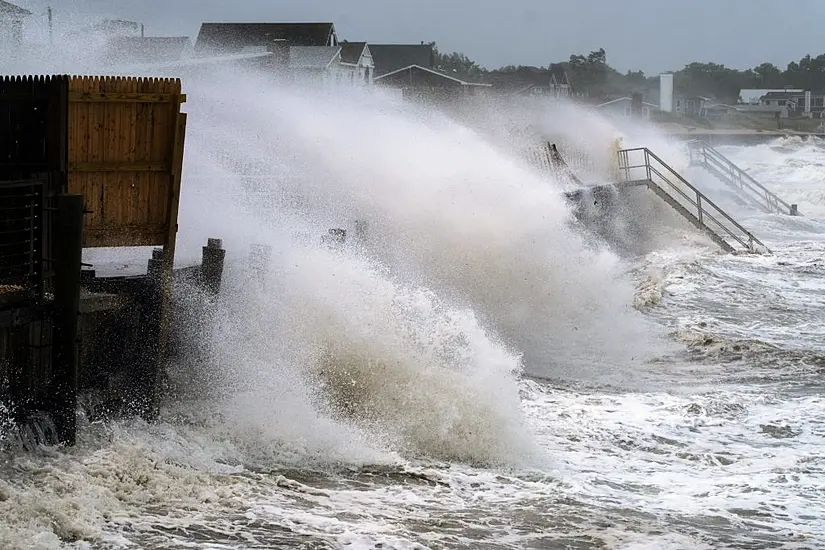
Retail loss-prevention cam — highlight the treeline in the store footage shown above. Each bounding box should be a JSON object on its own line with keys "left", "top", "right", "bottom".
{"left": 431, "top": 44, "right": 825, "bottom": 102}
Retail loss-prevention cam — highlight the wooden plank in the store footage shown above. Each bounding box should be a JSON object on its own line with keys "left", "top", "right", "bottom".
{"left": 69, "top": 162, "right": 170, "bottom": 172}
{"left": 69, "top": 92, "right": 187, "bottom": 103}
{"left": 66, "top": 76, "right": 185, "bottom": 249}
{"left": 164, "top": 110, "right": 186, "bottom": 262}
{"left": 83, "top": 225, "right": 166, "bottom": 248}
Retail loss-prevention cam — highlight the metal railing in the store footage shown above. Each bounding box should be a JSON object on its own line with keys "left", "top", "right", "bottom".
{"left": 686, "top": 140, "right": 799, "bottom": 216}
{"left": 617, "top": 148, "right": 770, "bottom": 254}
{"left": 525, "top": 142, "right": 595, "bottom": 186}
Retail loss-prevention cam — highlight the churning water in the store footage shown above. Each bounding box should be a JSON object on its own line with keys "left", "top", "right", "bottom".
{"left": 1, "top": 60, "right": 825, "bottom": 549}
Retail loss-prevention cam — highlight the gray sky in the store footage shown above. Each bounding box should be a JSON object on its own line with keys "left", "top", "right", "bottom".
{"left": 20, "top": 0, "right": 825, "bottom": 74}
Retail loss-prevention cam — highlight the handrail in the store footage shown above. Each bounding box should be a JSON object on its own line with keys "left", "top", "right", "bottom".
{"left": 618, "top": 147, "right": 769, "bottom": 253}
{"left": 686, "top": 140, "right": 797, "bottom": 215}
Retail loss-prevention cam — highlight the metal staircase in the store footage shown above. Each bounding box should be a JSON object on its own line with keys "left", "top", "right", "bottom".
{"left": 687, "top": 140, "right": 799, "bottom": 216}
{"left": 617, "top": 148, "right": 770, "bottom": 254}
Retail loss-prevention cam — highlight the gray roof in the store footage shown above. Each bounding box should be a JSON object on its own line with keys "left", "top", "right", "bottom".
{"left": 340, "top": 41, "right": 368, "bottom": 65}
{"left": 287, "top": 46, "right": 341, "bottom": 69}
{"left": 104, "top": 36, "right": 191, "bottom": 63}
{"left": 0, "top": 0, "right": 31, "bottom": 17}
{"left": 369, "top": 44, "right": 434, "bottom": 76}
{"left": 195, "top": 22, "right": 336, "bottom": 55}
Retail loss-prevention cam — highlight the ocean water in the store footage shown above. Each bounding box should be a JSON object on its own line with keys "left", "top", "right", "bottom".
{"left": 1, "top": 68, "right": 825, "bottom": 549}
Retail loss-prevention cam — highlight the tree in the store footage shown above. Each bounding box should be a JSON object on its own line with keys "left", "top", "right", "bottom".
{"left": 431, "top": 43, "right": 487, "bottom": 80}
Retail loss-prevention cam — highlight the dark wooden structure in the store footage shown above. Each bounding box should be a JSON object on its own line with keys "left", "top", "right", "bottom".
{"left": 0, "top": 75, "right": 199, "bottom": 447}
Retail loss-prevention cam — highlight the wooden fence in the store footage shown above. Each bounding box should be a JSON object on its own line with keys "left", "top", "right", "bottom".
{"left": 67, "top": 76, "right": 187, "bottom": 261}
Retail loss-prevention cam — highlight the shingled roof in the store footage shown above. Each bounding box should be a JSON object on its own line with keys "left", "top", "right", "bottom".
{"left": 340, "top": 41, "right": 368, "bottom": 65}
{"left": 369, "top": 44, "right": 434, "bottom": 77}
{"left": 288, "top": 46, "right": 341, "bottom": 69}
{"left": 194, "top": 22, "right": 337, "bottom": 55}
{"left": 0, "top": 0, "right": 31, "bottom": 17}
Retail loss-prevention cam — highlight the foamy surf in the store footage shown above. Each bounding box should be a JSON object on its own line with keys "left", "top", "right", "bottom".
{"left": 1, "top": 49, "right": 825, "bottom": 550}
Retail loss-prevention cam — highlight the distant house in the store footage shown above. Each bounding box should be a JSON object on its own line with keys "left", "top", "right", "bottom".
{"left": 369, "top": 43, "right": 490, "bottom": 99}
{"left": 597, "top": 96, "right": 658, "bottom": 119}
{"left": 0, "top": 0, "right": 30, "bottom": 46}
{"left": 194, "top": 22, "right": 338, "bottom": 56}
{"left": 340, "top": 41, "right": 374, "bottom": 85}
{"left": 103, "top": 36, "right": 191, "bottom": 65}
{"left": 759, "top": 90, "right": 825, "bottom": 118}
{"left": 673, "top": 95, "right": 711, "bottom": 117}
{"left": 288, "top": 45, "right": 357, "bottom": 86}
{"left": 738, "top": 88, "right": 802, "bottom": 105}
{"left": 374, "top": 64, "right": 491, "bottom": 98}
{"left": 486, "top": 65, "right": 572, "bottom": 98}
{"left": 369, "top": 43, "right": 435, "bottom": 77}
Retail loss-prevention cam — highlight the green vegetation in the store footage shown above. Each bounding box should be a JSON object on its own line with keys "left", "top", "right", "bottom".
{"left": 430, "top": 45, "right": 825, "bottom": 102}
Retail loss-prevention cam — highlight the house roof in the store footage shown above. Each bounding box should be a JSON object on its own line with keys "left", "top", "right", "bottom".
{"left": 549, "top": 63, "right": 570, "bottom": 86}
{"left": 0, "top": 0, "right": 31, "bottom": 17}
{"left": 340, "top": 41, "right": 368, "bottom": 65}
{"left": 288, "top": 46, "right": 341, "bottom": 69}
{"left": 739, "top": 88, "right": 802, "bottom": 104}
{"left": 369, "top": 44, "right": 434, "bottom": 76}
{"left": 485, "top": 66, "right": 571, "bottom": 92}
{"left": 195, "top": 22, "right": 337, "bottom": 55}
{"left": 104, "top": 36, "right": 191, "bottom": 63}
{"left": 375, "top": 64, "right": 492, "bottom": 87}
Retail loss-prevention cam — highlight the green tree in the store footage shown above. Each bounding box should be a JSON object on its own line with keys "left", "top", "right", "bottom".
{"left": 431, "top": 43, "right": 487, "bottom": 80}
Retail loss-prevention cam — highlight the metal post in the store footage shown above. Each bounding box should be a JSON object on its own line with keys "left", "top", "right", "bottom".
{"left": 645, "top": 150, "right": 652, "bottom": 183}
{"left": 696, "top": 193, "right": 703, "bottom": 224}
{"left": 201, "top": 238, "right": 226, "bottom": 296}
{"left": 50, "top": 194, "right": 84, "bottom": 446}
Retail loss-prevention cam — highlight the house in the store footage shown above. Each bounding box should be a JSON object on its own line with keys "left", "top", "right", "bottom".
{"left": 597, "top": 96, "right": 658, "bottom": 119}
{"left": 0, "top": 0, "right": 31, "bottom": 47}
{"left": 738, "top": 88, "right": 802, "bottom": 105}
{"left": 194, "top": 22, "right": 337, "bottom": 56}
{"left": 102, "top": 36, "right": 191, "bottom": 65}
{"left": 549, "top": 64, "right": 572, "bottom": 98}
{"left": 288, "top": 45, "right": 356, "bottom": 86}
{"left": 673, "top": 95, "right": 711, "bottom": 117}
{"left": 340, "top": 41, "right": 374, "bottom": 85}
{"left": 369, "top": 43, "right": 491, "bottom": 99}
{"left": 374, "top": 64, "right": 491, "bottom": 99}
{"left": 369, "top": 43, "right": 435, "bottom": 77}
{"left": 759, "top": 90, "right": 825, "bottom": 118}
{"left": 485, "top": 65, "right": 572, "bottom": 98}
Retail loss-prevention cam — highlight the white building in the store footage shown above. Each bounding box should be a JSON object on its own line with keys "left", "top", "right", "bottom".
{"left": 597, "top": 96, "right": 658, "bottom": 119}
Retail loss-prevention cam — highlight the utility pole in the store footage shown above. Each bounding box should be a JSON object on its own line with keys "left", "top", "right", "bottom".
{"left": 47, "top": 6, "right": 53, "bottom": 44}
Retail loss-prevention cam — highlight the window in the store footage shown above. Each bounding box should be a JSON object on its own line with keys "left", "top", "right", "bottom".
{"left": 779, "top": 100, "right": 786, "bottom": 106}
{"left": 625, "top": 106, "right": 631, "bottom": 116}
{"left": 642, "top": 107, "right": 649, "bottom": 117}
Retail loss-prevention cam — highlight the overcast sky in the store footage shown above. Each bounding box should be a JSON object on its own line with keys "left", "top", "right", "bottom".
{"left": 18, "top": 0, "right": 825, "bottom": 74}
